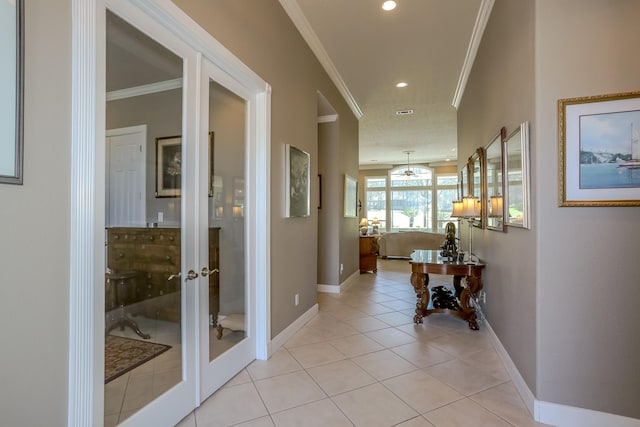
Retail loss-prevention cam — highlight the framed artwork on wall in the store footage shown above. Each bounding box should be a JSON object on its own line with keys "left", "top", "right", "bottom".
{"left": 285, "top": 144, "right": 310, "bottom": 217}
{"left": 0, "top": 0, "right": 24, "bottom": 185}
{"left": 559, "top": 91, "right": 640, "bottom": 207}
{"left": 155, "top": 132, "right": 214, "bottom": 198}
{"left": 344, "top": 174, "right": 357, "bottom": 218}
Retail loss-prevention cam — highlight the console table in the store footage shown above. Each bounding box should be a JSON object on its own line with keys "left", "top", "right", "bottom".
{"left": 409, "top": 250, "right": 485, "bottom": 330}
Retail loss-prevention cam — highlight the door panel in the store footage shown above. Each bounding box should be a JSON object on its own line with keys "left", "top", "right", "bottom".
{"left": 104, "top": 7, "right": 194, "bottom": 426}
{"left": 199, "top": 66, "right": 255, "bottom": 399}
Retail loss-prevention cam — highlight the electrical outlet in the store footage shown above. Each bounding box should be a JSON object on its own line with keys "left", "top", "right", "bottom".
{"left": 479, "top": 290, "right": 486, "bottom": 304}
{"left": 157, "top": 211, "right": 164, "bottom": 222}
{"left": 294, "top": 293, "right": 299, "bottom": 306}
{"left": 340, "top": 263, "right": 344, "bottom": 275}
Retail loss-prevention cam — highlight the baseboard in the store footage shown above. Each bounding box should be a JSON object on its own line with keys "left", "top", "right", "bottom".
{"left": 485, "top": 321, "right": 640, "bottom": 427}
{"left": 268, "top": 303, "right": 318, "bottom": 356}
{"left": 535, "top": 401, "right": 640, "bottom": 427}
{"left": 484, "top": 321, "right": 536, "bottom": 417}
{"left": 317, "top": 269, "right": 360, "bottom": 294}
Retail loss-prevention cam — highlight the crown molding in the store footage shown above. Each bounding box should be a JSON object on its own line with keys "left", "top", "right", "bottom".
{"left": 452, "top": 0, "right": 495, "bottom": 109}
{"left": 279, "top": 0, "right": 363, "bottom": 120}
{"left": 106, "top": 77, "right": 183, "bottom": 101}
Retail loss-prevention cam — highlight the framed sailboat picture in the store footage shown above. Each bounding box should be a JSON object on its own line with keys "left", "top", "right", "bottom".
{"left": 558, "top": 91, "right": 640, "bottom": 206}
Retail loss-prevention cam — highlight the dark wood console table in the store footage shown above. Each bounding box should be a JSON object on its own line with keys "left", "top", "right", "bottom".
{"left": 410, "top": 250, "right": 485, "bottom": 330}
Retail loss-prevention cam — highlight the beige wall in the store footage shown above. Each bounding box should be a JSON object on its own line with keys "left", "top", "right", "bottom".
{"left": 535, "top": 0, "right": 640, "bottom": 418}
{"left": 460, "top": 0, "right": 640, "bottom": 419}
{"left": 172, "top": 0, "right": 360, "bottom": 336}
{"left": 0, "top": 1, "right": 72, "bottom": 425}
{"left": 457, "top": 0, "right": 538, "bottom": 392}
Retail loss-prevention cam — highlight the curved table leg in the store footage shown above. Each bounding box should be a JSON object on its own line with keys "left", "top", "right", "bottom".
{"left": 459, "top": 274, "right": 482, "bottom": 330}
{"left": 410, "top": 272, "right": 429, "bottom": 324}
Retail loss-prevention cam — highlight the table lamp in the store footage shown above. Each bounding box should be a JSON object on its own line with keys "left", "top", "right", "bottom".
{"left": 371, "top": 217, "right": 380, "bottom": 234}
{"left": 459, "top": 196, "right": 481, "bottom": 264}
{"left": 359, "top": 218, "right": 369, "bottom": 235}
{"left": 489, "top": 195, "right": 503, "bottom": 217}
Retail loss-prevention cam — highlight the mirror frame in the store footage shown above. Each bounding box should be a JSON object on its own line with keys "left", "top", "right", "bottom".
{"left": 485, "top": 127, "right": 507, "bottom": 231}
{"left": 0, "top": 0, "right": 24, "bottom": 185}
{"left": 467, "top": 147, "right": 486, "bottom": 229}
{"left": 504, "top": 122, "right": 531, "bottom": 228}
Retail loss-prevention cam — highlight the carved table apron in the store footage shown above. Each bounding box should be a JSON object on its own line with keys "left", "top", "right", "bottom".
{"left": 410, "top": 250, "right": 485, "bottom": 330}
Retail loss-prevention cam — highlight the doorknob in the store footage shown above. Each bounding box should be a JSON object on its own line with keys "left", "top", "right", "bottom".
{"left": 201, "top": 267, "right": 219, "bottom": 277}
{"left": 185, "top": 270, "right": 199, "bottom": 281}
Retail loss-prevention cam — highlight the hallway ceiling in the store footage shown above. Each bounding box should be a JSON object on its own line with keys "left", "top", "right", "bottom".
{"left": 281, "top": 0, "right": 488, "bottom": 168}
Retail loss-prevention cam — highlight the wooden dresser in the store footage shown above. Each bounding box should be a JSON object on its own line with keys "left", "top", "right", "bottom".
{"left": 359, "top": 236, "right": 378, "bottom": 273}
{"left": 106, "top": 227, "right": 219, "bottom": 322}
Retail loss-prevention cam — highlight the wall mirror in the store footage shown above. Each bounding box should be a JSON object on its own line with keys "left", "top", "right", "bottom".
{"left": 485, "top": 127, "right": 506, "bottom": 231}
{"left": 504, "top": 122, "right": 531, "bottom": 228}
{"left": 0, "top": 0, "right": 24, "bottom": 184}
{"left": 460, "top": 166, "right": 468, "bottom": 198}
{"left": 467, "top": 147, "right": 486, "bottom": 228}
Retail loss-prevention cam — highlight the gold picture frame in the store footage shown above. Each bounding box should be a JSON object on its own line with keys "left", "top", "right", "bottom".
{"left": 559, "top": 91, "right": 640, "bottom": 207}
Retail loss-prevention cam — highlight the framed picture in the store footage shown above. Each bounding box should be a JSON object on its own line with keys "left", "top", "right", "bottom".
{"left": 559, "top": 91, "right": 640, "bottom": 206}
{"left": 505, "top": 122, "right": 531, "bottom": 228}
{"left": 0, "top": 0, "right": 24, "bottom": 185}
{"left": 344, "top": 174, "right": 357, "bottom": 218}
{"left": 285, "top": 144, "right": 310, "bottom": 217}
{"left": 467, "top": 147, "right": 485, "bottom": 228}
{"left": 155, "top": 132, "right": 214, "bottom": 198}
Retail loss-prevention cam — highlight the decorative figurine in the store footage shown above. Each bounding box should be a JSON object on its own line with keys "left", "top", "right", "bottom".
{"left": 440, "top": 221, "right": 458, "bottom": 262}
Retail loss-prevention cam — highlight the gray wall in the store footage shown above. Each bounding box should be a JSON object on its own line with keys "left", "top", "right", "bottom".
{"left": 0, "top": 1, "right": 71, "bottom": 425}
{"left": 172, "top": 0, "right": 360, "bottom": 336}
{"left": 459, "top": 0, "right": 640, "bottom": 419}
{"left": 535, "top": 0, "right": 640, "bottom": 418}
{"left": 317, "top": 120, "right": 341, "bottom": 286}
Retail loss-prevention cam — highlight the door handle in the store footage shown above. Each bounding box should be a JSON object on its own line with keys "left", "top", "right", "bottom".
{"left": 185, "top": 270, "right": 199, "bottom": 281}
{"left": 201, "top": 267, "right": 219, "bottom": 277}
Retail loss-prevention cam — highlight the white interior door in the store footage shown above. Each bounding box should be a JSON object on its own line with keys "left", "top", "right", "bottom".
{"left": 106, "top": 125, "right": 146, "bottom": 227}
{"left": 197, "top": 60, "right": 256, "bottom": 399}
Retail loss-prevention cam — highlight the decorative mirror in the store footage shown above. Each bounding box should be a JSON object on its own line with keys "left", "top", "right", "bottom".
{"left": 460, "top": 166, "right": 468, "bottom": 198}
{"left": 0, "top": 0, "right": 24, "bottom": 184}
{"left": 504, "top": 122, "right": 531, "bottom": 228}
{"left": 485, "top": 127, "right": 507, "bottom": 231}
{"left": 467, "top": 147, "right": 486, "bottom": 228}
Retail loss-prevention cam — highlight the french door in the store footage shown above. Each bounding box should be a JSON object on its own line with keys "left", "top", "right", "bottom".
{"left": 100, "top": 1, "right": 266, "bottom": 425}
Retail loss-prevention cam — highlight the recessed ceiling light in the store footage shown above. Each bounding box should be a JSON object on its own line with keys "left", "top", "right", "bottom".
{"left": 396, "top": 82, "right": 408, "bottom": 88}
{"left": 382, "top": 1, "right": 397, "bottom": 11}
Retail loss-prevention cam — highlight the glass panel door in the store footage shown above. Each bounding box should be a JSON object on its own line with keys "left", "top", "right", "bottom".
{"left": 199, "top": 65, "right": 255, "bottom": 398}
{"left": 104, "top": 8, "right": 194, "bottom": 426}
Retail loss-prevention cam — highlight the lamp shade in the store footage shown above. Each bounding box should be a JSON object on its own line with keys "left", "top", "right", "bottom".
{"left": 371, "top": 217, "right": 380, "bottom": 225}
{"left": 451, "top": 200, "right": 463, "bottom": 218}
{"left": 460, "top": 196, "right": 481, "bottom": 218}
{"left": 359, "top": 218, "right": 369, "bottom": 227}
{"left": 490, "top": 196, "right": 503, "bottom": 217}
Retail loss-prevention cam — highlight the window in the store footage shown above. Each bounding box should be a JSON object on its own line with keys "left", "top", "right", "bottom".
{"left": 363, "top": 168, "right": 458, "bottom": 233}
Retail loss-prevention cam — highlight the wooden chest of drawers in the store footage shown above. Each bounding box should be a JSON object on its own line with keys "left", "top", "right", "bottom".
{"left": 359, "top": 236, "right": 378, "bottom": 273}
{"left": 106, "top": 227, "right": 219, "bottom": 322}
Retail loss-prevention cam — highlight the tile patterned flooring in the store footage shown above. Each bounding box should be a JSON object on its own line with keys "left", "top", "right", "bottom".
{"left": 174, "top": 258, "right": 551, "bottom": 427}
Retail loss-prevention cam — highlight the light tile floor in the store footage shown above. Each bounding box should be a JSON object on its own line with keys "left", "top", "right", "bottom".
{"left": 176, "top": 258, "right": 552, "bottom": 427}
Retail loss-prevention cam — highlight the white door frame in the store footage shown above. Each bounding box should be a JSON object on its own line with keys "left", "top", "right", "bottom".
{"left": 69, "top": 0, "right": 271, "bottom": 425}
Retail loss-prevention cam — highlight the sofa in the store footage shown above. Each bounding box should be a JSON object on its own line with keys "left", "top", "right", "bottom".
{"left": 378, "top": 231, "right": 446, "bottom": 258}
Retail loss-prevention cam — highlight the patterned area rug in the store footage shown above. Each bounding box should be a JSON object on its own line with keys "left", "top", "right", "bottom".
{"left": 431, "top": 286, "right": 461, "bottom": 310}
{"left": 105, "top": 335, "right": 171, "bottom": 384}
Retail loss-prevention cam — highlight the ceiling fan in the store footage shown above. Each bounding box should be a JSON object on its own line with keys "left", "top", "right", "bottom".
{"left": 395, "top": 150, "right": 418, "bottom": 177}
